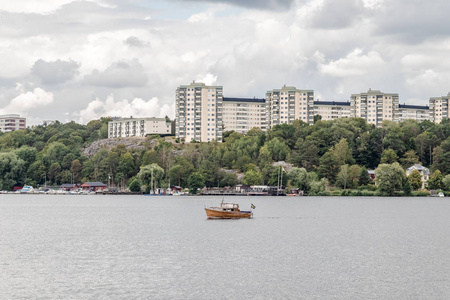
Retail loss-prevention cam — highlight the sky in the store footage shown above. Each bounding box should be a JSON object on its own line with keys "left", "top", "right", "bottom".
{"left": 1, "top": 0, "right": 450, "bottom": 125}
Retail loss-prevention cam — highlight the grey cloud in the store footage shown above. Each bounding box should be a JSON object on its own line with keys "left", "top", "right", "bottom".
{"left": 84, "top": 59, "right": 148, "bottom": 88}
{"left": 372, "top": 0, "right": 450, "bottom": 43}
{"left": 0, "top": 1, "right": 154, "bottom": 38}
{"left": 31, "top": 59, "right": 80, "bottom": 85}
{"left": 175, "top": 0, "right": 295, "bottom": 10}
{"left": 308, "top": 0, "right": 365, "bottom": 29}
{"left": 125, "top": 36, "right": 147, "bottom": 48}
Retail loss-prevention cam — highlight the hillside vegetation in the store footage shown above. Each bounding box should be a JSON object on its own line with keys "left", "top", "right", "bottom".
{"left": 1, "top": 117, "right": 450, "bottom": 195}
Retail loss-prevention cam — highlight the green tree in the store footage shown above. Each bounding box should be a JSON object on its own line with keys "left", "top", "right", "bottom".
{"left": 220, "top": 172, "right": 238, "bottom": 187}
{"left": 408, "top": 169, "right": 422, "bottom": 190}
{"left": 348, "top": 165, "right": 362, "bottom": 188}
{"left": 308, "top": 178, "right": 328, "bottom": 195}
{"left": 332, "top": 138, "right": 355, "bottom": 166}
{"left": 288, "top": 167, "right": 308, "bottom": 190}
{"left": 358, "top": 167, "right": 371, "bottom": 186}
{"left": 128, "top": 178, "right": 142, "bottom": 193}
{"left": 138, "top": 164, "right": 164, "bottom": 191}
{"left": 400, "top": 150, "right": 420, "bottom": 168}
{"left": 442, "top": 174, "right": 450, "bottom": 191}
{"left": 48, "top": 162, "right": 61, "bottom": 184}
{"left": 380, "top": 149, "right": 399, "bottom": 164}
{"left": 317, "top": 150, "right": 339, "bottom": 182}
{"left": 374, "top": 162, "right": 406, "bottom": 196}
{"left": 403, "top": 180, "right": 412, "bottom": 196}
{"left": 187, "top": 172, "right": 205, "bottom": 194}
{"left": 428, "top": 170, "right": 444, "bottom": 190}
{"left": 118, "top": 152, "right": 135, "bottom": 178}
{"left": 168, "top": 158, "right": 194, "bottom": 187}
{"left": 243, "top": 169, "right": 264, "bottom": 186}
{"left": 336, "top": 165, "right": 351, "bottom": 189}
{"left": 265, "top": 137, "right": 290, "bottom": 161}
{"left": 0, "top": 152, "right": 26, "bottom": 190}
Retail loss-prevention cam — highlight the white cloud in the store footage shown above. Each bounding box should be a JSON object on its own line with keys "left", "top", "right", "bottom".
{"left": 197, "top": 73, "right": 218, "bottom": 86}
{"left": 74, "top": 95, "right": 175, "bottom": 124}
{"left": 318, "top": 49, "right": 385, "bottom": 77}
{"left": 2, "top": 0, "right": 450, "bottom": 125}
{"left": 0, "top": 88, "right": 54, "bottom": 115}
{"left": 362, "top": 0, "right": 384, "bottom": 9}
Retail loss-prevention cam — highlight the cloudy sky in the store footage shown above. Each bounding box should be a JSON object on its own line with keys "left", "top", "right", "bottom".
{"left": 1, "top": 0, "right": 450, "bottom": 125}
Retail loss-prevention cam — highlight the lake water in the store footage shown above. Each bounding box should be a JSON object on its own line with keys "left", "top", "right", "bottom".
{"left": 1, "top": 195, "right": 450, "bottom": 299}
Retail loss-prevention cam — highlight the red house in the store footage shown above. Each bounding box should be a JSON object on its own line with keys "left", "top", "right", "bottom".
{"left": 80, "top": 182, "right": 107, "bottom": 191}
{"left": 61, "top": 184, "right": 80, "bottom": 191}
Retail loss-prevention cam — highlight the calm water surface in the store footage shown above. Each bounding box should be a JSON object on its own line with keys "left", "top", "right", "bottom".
{"left": 1, "top": 195, "right": 450, "bottom": 299}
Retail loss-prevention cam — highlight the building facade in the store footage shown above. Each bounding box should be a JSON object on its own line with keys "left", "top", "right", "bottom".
{"left": 398, "top": 104, "right": 430, "bottom": 122}
{"left": 175, "top": 82, "right": 223, "bottom": 143}
{"left": 265, "top": 86, "right": 314, "bottom": 127}
{"left": 0, "top": 114, "right": 26, "bottom": 133}
{"left": 222, "top": 97, "right": 266, "bottom": 134}
{"left": 313, "top": 101, "right": 351, "bottom": 121}
{"left": 405, "top": 164, "right": 430, "bottom": 189}
{"left": 350, "top": 89, "right": 399, "bottom": 127}
{"left": 108, "top": 117, "right": 172, "bottom": 138}
{"left": 429, "top": 93, "right": 450, "bottom": 123}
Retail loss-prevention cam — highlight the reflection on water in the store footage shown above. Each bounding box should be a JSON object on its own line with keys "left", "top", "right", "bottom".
{"left": 1, "top": 195, "right": 450, "bottom": 299}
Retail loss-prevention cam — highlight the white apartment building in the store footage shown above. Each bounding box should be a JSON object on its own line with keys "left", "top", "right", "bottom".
{"left": 265, "top": 86, "right": 314, "bottom": 127}
{"left": 108, "top": 117, "right": 172, "bottom": 138}
{"left": 313, "top": 101, "right": 351, "bottom": 121}
{"left": 222, "top": 97, "right": 266, "bottom": 134}
{"left": 398, "top": 104, "right": 430, "bottom": 122}
{"left": 0, "top": 114, "right": 26, "bottom": 132}
{"left": 175, "top": 82, "right": 223, "bottom": 143}
{"left": 350, "top": 89, "right": 399, "bottom": 127}
{"left": 429, "top": 93, "right": 450, "bottom": 123}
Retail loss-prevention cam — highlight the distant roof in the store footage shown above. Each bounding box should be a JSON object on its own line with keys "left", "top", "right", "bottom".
{"left": 407, "top": 164, "right": 430, "bottom": 175}
{"left": 314, "top": 101, "right": 350, "bottom": 106}
{"left": 61, "top": 184, "right": 78, "bottom": 188}
{"left": 81, "top": 182, "right": 107, "bottom": 187}
{"left": 223, "top": 97, "right": 265, "bottom": 103}
{"left": 399, "top": 104, "right": 429, "bottom": 110}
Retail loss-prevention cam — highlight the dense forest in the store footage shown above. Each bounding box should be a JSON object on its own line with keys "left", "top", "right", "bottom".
{"left": 1, "top": 117, "right": 450, "bottom": 195}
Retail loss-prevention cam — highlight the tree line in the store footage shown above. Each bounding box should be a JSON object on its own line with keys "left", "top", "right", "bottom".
{"left": 1, "top": 117, "right": 450, "bottom": 195}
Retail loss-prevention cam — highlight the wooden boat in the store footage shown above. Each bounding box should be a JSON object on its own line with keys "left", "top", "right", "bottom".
{"left": 205, "top": 200, "right": 252, "bottom": 219}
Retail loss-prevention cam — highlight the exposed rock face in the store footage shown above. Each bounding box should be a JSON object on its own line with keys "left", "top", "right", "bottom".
{"left": 82, "top": 137, "right": 153, "bottom": 158}
{"left": 272, "top": 161, "right": 293, "bottom": 173}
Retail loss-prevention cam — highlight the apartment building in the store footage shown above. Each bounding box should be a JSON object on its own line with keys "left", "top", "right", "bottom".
{"left": 108, "top": 117, "right": 172, "bottom": 138}
{"left": 398, "top": 104, "right": 430, "bottom": 122}
{"left": 0, "top": 114, "right": 26, "bottom": 132}
{"left": 222, "top": 97, "right": 266, "bottom": 134}
{"left": 175, "top": 82, "right": 223, "bottom": 143}
{"left": 313, "top": 100, "right": 351, "bottom": 121}
{"left": 350, "top": 89, "right": 399, "bottom": 126}
{"left": 265, "top": 86, "right": 314, "bottom": 127}
{"left": 429, "top": 93, "right": 450, "bottom": 123}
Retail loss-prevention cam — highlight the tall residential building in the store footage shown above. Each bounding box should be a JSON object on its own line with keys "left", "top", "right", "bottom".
{"left": 108, "top": 117, "right": 172, "bottom": 138}
{"left": 350, "top": 89, "right": 399, "bottom": 126}
{"left": 222, "top": 97, "right": 266, "bottom": 134}
{"left": 313, "top": 100, "right": 351, "bottom": 121}
{"left": 0, "top": 114, "right": 26, "bottom": 132}
{"left": 398, "top": 104, "right": 430, "bottom": 122}
{"left": 429, "top": 93, "right": 450, "bottom": 123}
{"left": 175, "top": 82, "right": 223, "bottom": 143}
{"left": 265, "top": 86, "right": 314, "bottom": 127}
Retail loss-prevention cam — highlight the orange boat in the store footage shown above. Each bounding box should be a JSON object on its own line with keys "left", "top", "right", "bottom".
{"left": 205, "top": 200, "right": 253, "bottom": 219}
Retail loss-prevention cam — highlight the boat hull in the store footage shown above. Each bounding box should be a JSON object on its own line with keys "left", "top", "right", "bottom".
{"left": 205, "top": 208, "right": 252, "bottom": 219}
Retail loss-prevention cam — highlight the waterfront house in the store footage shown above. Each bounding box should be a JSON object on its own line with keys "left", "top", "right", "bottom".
{"left": 80, "top": 182, "right": 107, "bottom": 191}
{"left": 406, "top": 164, "right": 430, "bottom": 189}
{"left": 61, "top": 184, "right": 80, "bottom": 191}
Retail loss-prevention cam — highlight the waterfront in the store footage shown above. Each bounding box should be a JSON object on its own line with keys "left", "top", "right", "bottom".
{"left": 1, "top": 195, "right": 450, "bottom": 299}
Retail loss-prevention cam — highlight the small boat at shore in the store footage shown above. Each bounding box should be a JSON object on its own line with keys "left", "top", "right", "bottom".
{"left": 205, "top": 200, "right": 253, "bottom": 219}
